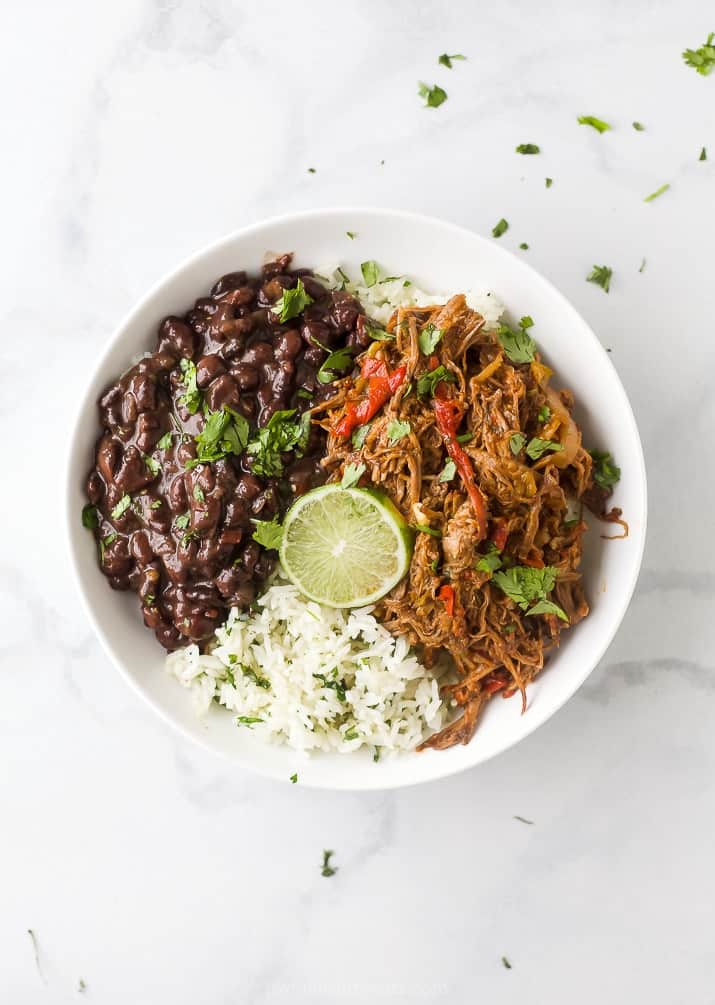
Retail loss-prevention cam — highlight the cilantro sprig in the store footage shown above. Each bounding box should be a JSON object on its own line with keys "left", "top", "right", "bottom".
{"left": 682, "top": 32, "right": 715, "bottom": 75}
{"left": 578, "top": 115, "right": 611, "bottom": 133}
{"left": 252, "top": 515, "right": 283, "bottom": 550}
{"left": 418, "top": 82, "right": 448, "bottom": 108}
{"left": 273, "top": 279, "right": 314, "bottom": 323}
{"left": 246, "top": 409, "right": 310, "bottom": 478}
{"left": 492, "top": 566, "right": 568, "bottom": 622}
{"left": 186, "top": 407, "right": 250, "bottom": 469}
{"left": 589, "top": 450, "right": 621, "bottom": 489}
{"left": 586, "top": 265, "right": 612, "bottom": 293}
{"left": 497, "top": 316, "right": 537, "bottom": 364}
{"left": 438, "top": 53, "right": 466, "bottom": 68}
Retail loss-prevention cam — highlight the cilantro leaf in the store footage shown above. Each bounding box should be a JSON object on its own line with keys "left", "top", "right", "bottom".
{"left": 187, "top": 407, "right": 250, "bottom": 468}
{"left": 639, "top": 258, "right": 647, "bottom": 273}
{"left": 273, "top": 278, "right": 314, "bottom": 323}
{"left": 578, "top": 115, "right": 611, "bottom": 133}
{"left": 438, "top": 53, "right": 466, "bottom": 68}
{"left": 527, "top": 598, "right": 569, "bottom": 622}
{"left": 418, "top": 323, "right": 444, "bottom": 355}
{"left": 509, "top": 433, "right": 526, "bottom": 455}
{"left": 346, "top": 231, "right": 357, "bottom": 239}
{"left": 360, "top": 260, "right": 380, "bottom": 287}
{"left": 365, "top": 321, "right": 394, "bottom": 342}
{"left": 682, "top": 32, "right": 715, "bottom": 75}
{"left": 476, "top": 543, "right": 503, "bottom": 574}
{"left": 644, "top": 183, "right": 670, "bottom": 203}
{"left": 252, "top": 516, "right": 283, "bottom": 550}
{"left": 700, "top": 146, "right": 708, "bottom": 161}
{"left": 246, "top": 409, "right": 310, "bottom": 478}
{"left": 537, "top": 405, "right": 551, "bottom": 423}
{"left": 497, "top": 323, "right": 536, "bottom": 364}
{"left": 111, "top": 494, "right": 131, "bottom": 520}
{"left": 143, "top": 454, "right": 161, "bottom": 477}
{"left": 351, "top": 423, "right": 371, "bottom": 449}
{"left": 178, "top": 358, "right": 201, "bottom": 414}
{"left": 387, "top": 419, "right": 411, "bottom": 444}
{"left": 321, "top": 849, "right": 337, "bottom": 877}
{"left": 545, "top": 177, "right": 553, "bottom": 188}
{"left": 520, "top": 315, "right": 534, "bottom": 330}
{"left": 341, "top": 462, "right": 366, "bottom": 489}
{"left": 193, "top": 485, "right": 205, "bottom": 503}
{"left": 157, "top": 431, "right": 173, "bottom": 450}
{"left": 418, "top": 81, "right": 448, "bottom": 108}
{"left": 82, "top": 504, "right": 99, "bottom": 529}
{"left": 235, "top": 715, "right": 264, "bottom": 727}
{"left": 492, "top": 218, "right": 509, "bottom": 238}
{"left": 290, "top": 773, "right": 298, "bottom": 783}
{"left": 586, "top": 265, "right": 612, "bottom": 293}
{"left": 525, "top": 437, "right": 563, "bottom": 460}
{"left": 519, "top": 242, "right": 529, "bottom": 250}
{"left": 174, "top": 512, "right": 190, "bottom": 530}
{"left": 416, "top": 365, "right": 455, "bottom": 398}
{"left": 438, "top": 458, "right": 456, "bottom": 483}
{"left": 317, "top": 347, "right": 355, "bottom": 384}
{"left": 516, "top": 143, "right": 540, "bottom": 154}
{"left": 632, "top": 121, "right": 645, "bottom": 131}
{"left": 492, "top": 566, "right": 565, "bottom": 620}
{"left": 589, "top": 449, "right": 621, "bottom": 489}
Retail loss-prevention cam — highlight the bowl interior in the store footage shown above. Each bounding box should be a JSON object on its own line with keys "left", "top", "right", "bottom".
{"left": 66, "top": 208, "right": 646, "bottom": 789}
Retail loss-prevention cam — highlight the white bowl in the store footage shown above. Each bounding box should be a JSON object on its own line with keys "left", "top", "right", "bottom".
{"left": 66, "top": 208, "right": 647, "bottom": 790}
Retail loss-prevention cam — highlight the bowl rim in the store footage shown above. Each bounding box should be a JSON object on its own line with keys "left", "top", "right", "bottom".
{"left": 65, "top": 205, "right": 648, "bottom": 790}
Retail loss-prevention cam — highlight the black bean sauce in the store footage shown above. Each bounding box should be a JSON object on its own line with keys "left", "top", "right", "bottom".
{"left": 85, "top": 255, "right": 369, "bottom": 651}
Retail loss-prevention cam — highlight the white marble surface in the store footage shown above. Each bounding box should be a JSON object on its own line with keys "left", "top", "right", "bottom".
{"left": 2, "top": 1, "right": 715, "bottom": 1001}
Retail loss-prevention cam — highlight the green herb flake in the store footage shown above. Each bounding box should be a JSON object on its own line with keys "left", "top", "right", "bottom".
{"left": 242, "top": 667, "right": 271, "bottom": 690}
{"left": 290, "top": 773, "right": 298, "bottom": 783}
{"left": 537, "top": 405, "right": 551, "bottom": 423}
{"left": 321, "top": 849, "right": 337, "bottom": 877}
{"left": 365, "top": 321, "right": 394, "bottom": 342}
{"left": 178, "top": 357, "right": 201, "bottom": 414}
{"left": 193, "top": 485, "right": 205, "bottom": 503}
{"left": 545, "top": 177, "right": 553, "bottom": 188}
{"left": 360, "top": 260, "right": 380, "bottom": 287}
{"left": 502, "top": 956, "right": 512, "bottom": 970}
{"left": 643, "top": 183, "right": 670, "bottom": 203}
{"left": 344, "top": 727, "right": 358, "bottom": 741}
{"left": 586, "top": 265, "right": 612, "bottom": 293}
{"left": 144, "top": 454, "right": 161, "bottom": 477}
{"left": 519, "top": 242, "right": 529, "bottom": 250}
{"left": 387, "top": 419, "right": 411, "bottom": 445}
{"left": 509, "top": 433, "right": 526, "bottom": 455}
{"left": 157, "top": 431, "right": 173, "bottom": 450}
{"left": 418, "top": 81, "right": 448, "bottom": 108}
{"left": 373, "top": 747, "right": 381, "bottom": 763}
{"left": 317, "top": 346, "right": 355, "bottom": 384}
{"left": 493, "top": 565, "right": 568, "bottom": 622}
{"left": 632, "top": 121, "right": 645, "bottom": 131}
{"left": 590, "top": 449, "right": 621, "bottom": 489}
{"left": 492, "top": 218, "right": 509, "bottom": 238}
{"left": 150, "top": 499, "right": 162, "bottom": 509}
{"left": 27, "top": 929, "right": 44, "bottom": 982}
{"left": 476, "top": 543, "right": 503, "bottom": 574}
{"left": 578, "top": 115, "right": 611, "bottom": 133}
{"left": 273, "top": 278, "right": 314, "bottom": 323}
{"left": 416, "top": 365, "right": 456, "bottom": 398}
{"left": 188, "top": 406, "right": 250, "bottom": 468}
{"left": 438, "top": 458, "right": 457, "bottom": 483}
{"left": 346, "top": 231, "right": 357, "bottom": 239}
{"left": 307, "top": 167, "right": 316, "bottom": 173}
{"left": 411, "top": 523, "right": 442, "bottom": 537}
{"left": 639, "top": 258, "right": 646, "bottom": 273}
{"left": 341, "top": 462, "right": 366, "bottom": 489}
{"left": 352, "top": 423, "right": 371, "bottom": 449}
{"left": 514, "top": 814, "right": 534, "bottom": 824}
{"left": 235, "top": 715, "right": 264, "bottom": 728}
{"left": 438, "top": 53, "right": 466, "bottom": 68}
{"left": 82, "top": 504, "right": 99, "bottom": 529}
{"left": 682, "top": 32, "right": 715, "bottom": 76}
{"left": 456, "top": 432, "right": 473, "bottom": 444}
{"left": 525, "top": 436, "right": 563, "bottom": 460}
{"left": 497, "top": 324, "right": 537, "bottom": 364}
{"left": 519, "top": 315, "right": 534, "bottom": 330}
{"left": 78, "top": 978, "right": 87, "bottom": 992}
{"left": 516, "top": 143, "right": 540, "bottom": 154}
{"left": 251, "top": 515, "right": 283, "bottom": 550}
{"left": 174, "top": 512, "right": 190, "bottom": 530}
{"left": 144, "top": 593, "right": 155, "bottom": 606}
{"left": 246, "top": 409, "right": 310, "bottom": 478}
{"left": 700, "top": 146, "right": 707, "bottom": 161}
{"left": 418, "top": 323, "right": 444, "bottom": 355}
{"left": 111, "top": 494, "right": 131, "bottom": 520}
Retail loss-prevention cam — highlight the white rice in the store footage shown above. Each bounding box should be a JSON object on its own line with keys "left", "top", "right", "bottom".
{"left": 166, "top": 577, "right": 446, "bottom": 754}
{"left": 166, "top": 265, "right": 504, "bottom": 754}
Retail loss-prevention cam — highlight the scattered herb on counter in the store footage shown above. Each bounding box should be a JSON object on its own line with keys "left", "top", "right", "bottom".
{"left": 360, "top": 260, "right": 380, "bottom": 286}
{"left": 700, "top": 146, "right": 708, "bottom": 161}
{"left": 290, "top": 773, "right": 298, "bottom": 783}
{"left": 639, "top": 258, "right": 647, "bottom": 273}
{"left": 111, "top": 494, "right": 132, "bottom": 520}
{"left": 682, "top": 32, "right": 715, "bottom": 75}
{"left": 632, "top": 121, "right": 645, "bottom": 131}
{"left": 476, "top": 543, "right": 503, "bottom": 574}
{"left": 418, "top": 323, "right": 444, "bottom": 354}
{"left": 577, "top": 115, "right": 611, "bottom": 133}
{"left": 513, "top": 815, "right": 534, "bottom": 825}
{"left": 493, "top": 565, "right": 568, "bottom": 622}
{"left": 78, "top": 978, "right": 87, "bottom": 992}
{"left": 321, "top": 849, "right": 338, "bottom": 877}
{"left": 519, "top": 242, "right": 529, "bottom": 250}
{"left": 307, "top": 167, "right": 316, "bottom": 173}
{"left": 586, "top": 264, "right": 612, "bottom": 293}
{"left": 526, "top": 436, "right": 563, "bottom": 460}
{"left": 317, "top": 346, "right": 355, "bottom": 384}
{"left": 351, "top": 423, "right": 371, "bottom": 449}
{"left": 387, "top": 419, "right": 411, "bottom": 444}
{"left": 82, "top": 504, "right": 99, "bottom": 529}
{"left": 502, "top": 956, "right": 513, "bottom": 969}
{"left": 346, "top": 231, "right": 357, "bottom": 239}
{"left": 418, "top": 81, "right": 448, "bottom": 108}
{"left": 246, "top": 409, "right": 310, "bottom": 477}
{"left": 27, "top": 929, "right": 45, "bottom": 983}
{"left": 589, "top": 449, "right": 621, "bottom": 488}
{"left": 492, "top": 217, "right": 509, "bottom": 238}
{"left": 509, "top": 433, "right": 526, "bottom": 455}
{"left": 545, "top": 177, "right": 553, "bottom": 188}
{"left": 497, "top": 317, "right": 537, "bottom": 364}
{"left": 438, "top": 53, "right": 466, "bottom": 68}
{"left": 644, "top": 182, "right": 670, "bottom": 202}
{"left": 178, "top": 358, "right": 201, "bottom": 414}
{"left": 273, "top": 278, "right": 314, "bottom": 322}
{"left": 342, "top": 462, "right": 366, "bottom": 489}
{"left": 416, "top": 364, "right": 456, "bottom": 397}
{"left": 252, "top": 515, "right": 283, "bottom": 550}
{"left": 157, "top": 431, "right": 173, "bottom": 450}
{"left": 516, "top": 143, "right": 540, "bottom": 154}
{"left": 439, "top": 458, "right": 457, "bottom": 483}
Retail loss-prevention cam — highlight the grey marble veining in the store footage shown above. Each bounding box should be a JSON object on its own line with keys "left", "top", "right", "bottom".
{"left": 2, "top": 0, "right": 715, "bottom": 1001}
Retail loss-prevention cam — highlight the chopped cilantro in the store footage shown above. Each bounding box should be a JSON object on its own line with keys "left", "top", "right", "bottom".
{"left": 360, "top": 260, "right": 380, "bottom": 286}
{"left": 418, "top": 81, "right": 448, "bottom": 108}
{"left": 589, "top": 449, "right": 621, "bottom": 489}
{"left": 456, "top": 432, "right": 473, "bottom": 444}
{"left": 492, "top": 218, "right": 509, "bottom": 238}
{"left": 416, "top": 365, "right": 455, "bottom": 398}
{"left": 346, "top": 231, "right": 357, "bottom": 239}
{"left": 526, "top": 436, "right": 563, "bottom": 460}
{"left": 438, "top": 53, "right": 466, "bottom": 68}
{"left": 307, "top": 167, "right": 316, "bottom": 173}
{"left": 193, "top": 485, "right": 205, "bottom": 503}
{"left": 317, "top": 346, "right": 355, "bottom": 384}
{"left": 387, "top": 419, "right": 411, "bottom": 444}
{"left": 178, "top": 357, "right": 201, "bottom": 414}
{"left": 438, "top": 458, "right": 457, "bottom": 483}
{"left": 509, "top": 433, "right": 526, "bottom": 455}
{"left": 144, "top": 454, "right": 161, "bottom": 477}
{"left": 497, "top": 318, "right": 537, "bottom": 364}
{"left": 252, "top": 515, "right": 283, "bottom": 550}
{"left": 341, "top": 462, "right": 366, "bottom": 489}
{"left": 682, "top": 32, "right": 715, "bottom": 75}
{"left": 418, "top": 323, "right": 444, "bottom": 355}
{"left": 639, "top": 258, "right": 646, "bottom": 273}
{"left": 577, "top": 115, "right": 611, "bottom": 133}
{"left": 373, "top": 748, "right": 381, "bottom": 763}
{"left": 643, "top": 183, "right": 670, "bottom": 202}
{"left": 111, "top": 494, "right": 131, "bottom": 520}
{"left": 246, "top": 409, "right": 310, "bottom": 477}
{"left": 321, "top": 849, "right": 337, "bottom": 877}
{"left": 82, "top": 504, "right": 99, "bottom": 529}
{"left": 411, "top": 523, "right": 442, "bottom": 537}
{"left": 290, "top": 773, "right": 298, "bottom": 783}
{"left": 700, "top": 146, "right": 707, "bottom": 161}
{"left": 519, "top": 242, "right": 529, "bottom": 250}
{"left": 344, "top": 727, "right": 359, "bottom": 741}
{"left": 537, "top": 405, "right": 551, "bottom": 423}
{"left": 632, "top": 121, "right": 645, "bottom": 131}
{"left": 174, "top": 512, "right": 190, "bottom": 530}
{"left": 586, "top": 265, "right": 612, "bottom": 293}
{"left": 502, "top": 956, "right": 512, "bottom": 969}
{"left": 150, "top": 499, "right": 162, "bottom": 509}
{"left": 157, "top": 431, "right": 173, "bottom": 450}
{"left": 365, "top": 321, "right": 394, "bottom": 342}
{"left": 476, "top": 543, "right": 503, "bottom": 574}
{"left": 186, "top": 407, "right": 250, "bottom": 468}
{"left": 493, "top": 565, "right": 568, "bottom": 621}
{"left": 235, "top": 716, "right": 264, "bottom": 727}
{"left": 515, "top": 143, "right": 540, "bottom": 154}
{"left": 545, "top": 177, "right": 553, "bottom": 188}
{"left": 273, "top": 278, "right": 313, "bottom": 323}
{"left": 352, "top": 423, "right": 371, "bottom": 449}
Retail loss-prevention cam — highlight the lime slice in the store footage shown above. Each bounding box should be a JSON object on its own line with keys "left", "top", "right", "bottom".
{"left": 279, "top": 485, "right": 413, "bottom": 607}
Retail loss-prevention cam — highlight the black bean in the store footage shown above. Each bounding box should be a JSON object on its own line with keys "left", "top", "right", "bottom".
{"left": 241, "top": 340, "right": 274, "bottom": 366}
{"left": 274, "top": 329, "right": 302, "bottom": 361}
{"left": 211, "top": 271, "right": 247, "bottom": 296}
{"left": 157, "top": 317, "right": 196, "bottom": 358}
{"left": 205, "top": 374, "right": 241, "bottom": 411}
{"left": 231, "top": 362, "right": 259, "bottom": 390}
{"left": 196, "top": 355, "right": 226, "bottom": 388}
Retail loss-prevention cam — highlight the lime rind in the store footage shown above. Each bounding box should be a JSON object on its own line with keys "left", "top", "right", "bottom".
{"left": 279, "top": 485, "right": 413, "bottom": 608}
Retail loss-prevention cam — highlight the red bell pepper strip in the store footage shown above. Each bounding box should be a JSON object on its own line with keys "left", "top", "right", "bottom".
{"left": 490, "top": 520, "right": 509, "bottom": 552}
{"left": 483, "top": 678, "right": 507, "bottom": 695}
{"left": 437, "top": 584, "right": 455, "bottom": 617}
{"left": 432, "top": 391, "right": 488, "bottom": 540}
{"left": 334, "top": 359, "right": 407, "bottom": 438}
